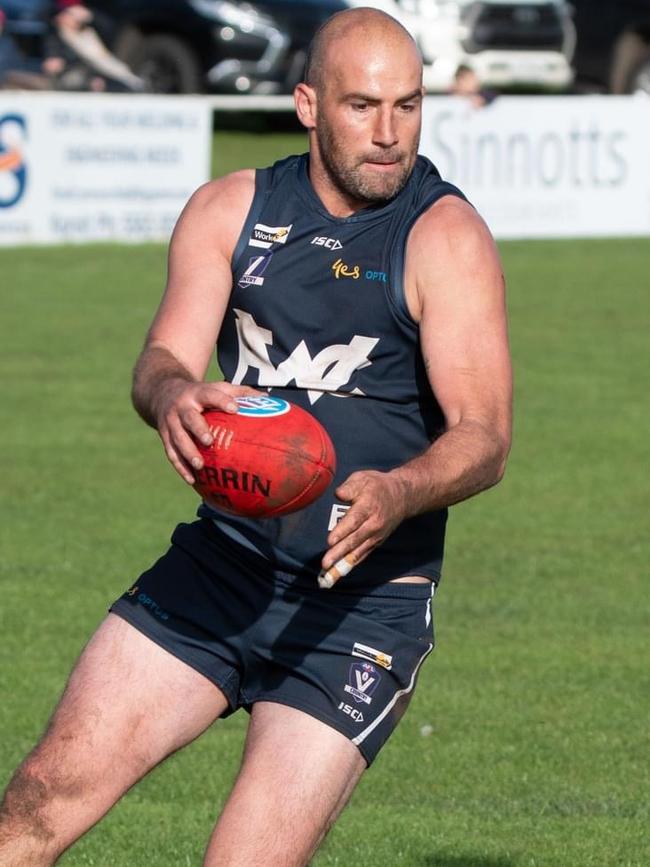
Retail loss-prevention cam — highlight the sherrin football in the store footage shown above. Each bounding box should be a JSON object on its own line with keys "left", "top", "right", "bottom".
{"left": 193, "top": 396, "right": 336, "bottom": 518}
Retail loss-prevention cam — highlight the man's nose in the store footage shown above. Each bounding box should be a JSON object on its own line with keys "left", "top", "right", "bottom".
{"left": 372, "top": 108, "right": 398, "bottom": 147}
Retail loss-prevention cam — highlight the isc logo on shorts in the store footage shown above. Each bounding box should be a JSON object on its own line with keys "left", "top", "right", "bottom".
{"left": 235, "top": 396, "right": 290, "bottom": 417}
{"left": 338, "top": 702, "right": 364, "bottom": 723}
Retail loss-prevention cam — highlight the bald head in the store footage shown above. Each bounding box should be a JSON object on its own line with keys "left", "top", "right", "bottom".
{"left": 304, "top": 7, "right": 421, "bottom": 92}
{"left": 295, "top": 6, "right": 424, "bottom": 213}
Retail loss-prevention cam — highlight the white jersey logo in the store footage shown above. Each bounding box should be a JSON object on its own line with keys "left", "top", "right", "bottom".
{"left": 249, "top": 223, "right": 292, "bottom": 249}
{"left": 231, "top": 309, "right": 379, "bottom": 405}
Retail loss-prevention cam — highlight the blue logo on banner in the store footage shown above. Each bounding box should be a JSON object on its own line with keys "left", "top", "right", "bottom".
{"left": 235, "top": 396, "right": 290, "bottom": 417}
{"left": 0, "top": 114, "right": 27, "bottom": 208}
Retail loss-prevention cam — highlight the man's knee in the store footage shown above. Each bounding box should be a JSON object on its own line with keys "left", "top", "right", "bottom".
{"left": 0, "top": 751, "right": 71, "bottom": 835}
{"left": 0, "top": 758, "right": 60, "bottom": 865}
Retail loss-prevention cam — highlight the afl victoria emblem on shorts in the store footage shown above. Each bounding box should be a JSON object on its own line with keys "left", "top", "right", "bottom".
{"left": 344, "top": 662, "right": 381, "bottom": 705}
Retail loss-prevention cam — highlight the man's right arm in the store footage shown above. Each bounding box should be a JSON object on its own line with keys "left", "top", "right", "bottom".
{"left": 131, "top": 170, "right": 259, "bottom": 484}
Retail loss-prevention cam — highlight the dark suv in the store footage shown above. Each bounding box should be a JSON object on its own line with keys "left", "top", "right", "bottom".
{"left": 86, "top": 0, "right": 347, "bottom": 94}
{"left": 570, "top": 0, "right": 650, "bottom": 93}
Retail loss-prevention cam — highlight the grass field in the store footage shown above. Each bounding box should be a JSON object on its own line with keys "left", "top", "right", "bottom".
{"left": 1, "top": 133, "right": 648, "bottom": 866}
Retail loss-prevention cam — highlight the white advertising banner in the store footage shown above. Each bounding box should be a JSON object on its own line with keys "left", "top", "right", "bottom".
{"left": 420, "top": 95, "right": 650, "bottom": 239}
{"left": 0, "top": 93, "right": 211, "bottom": 245}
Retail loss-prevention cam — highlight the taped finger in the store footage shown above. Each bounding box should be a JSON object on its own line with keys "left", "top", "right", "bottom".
{"left": 318, "top": 555, "right": 355, "bottom": 590}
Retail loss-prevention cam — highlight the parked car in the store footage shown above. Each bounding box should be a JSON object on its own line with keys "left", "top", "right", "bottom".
{"left": 86, "top": 0, "right": 347, "bottom": 94}
{"left": 396, "top": 0, "right": 576, "bottom": 93}
{"left": 1, "top": 0, "right": 50, "bottom": 35}
{"left": 1, "top": 0, "right": 50, "bottom": 61}
{"left": 569, "top": 0, "right": 650, "bottom": 94}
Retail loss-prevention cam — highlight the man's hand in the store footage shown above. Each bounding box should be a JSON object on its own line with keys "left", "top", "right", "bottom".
{"left": 319, "top": 470, "right": 409, "bottom": 587}
{"left": 153, "top": 379, "right": 261, "bottom": 484}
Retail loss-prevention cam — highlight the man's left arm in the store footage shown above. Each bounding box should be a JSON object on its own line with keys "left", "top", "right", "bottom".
{"left": 321, "top": 196, "right": 513, "bottom": 575}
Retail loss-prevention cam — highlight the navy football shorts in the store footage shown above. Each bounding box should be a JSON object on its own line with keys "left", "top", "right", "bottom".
{"left": 110, "top": 519, "right": 435, "bottom": 765}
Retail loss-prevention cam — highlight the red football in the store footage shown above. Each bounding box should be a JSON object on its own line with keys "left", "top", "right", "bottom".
{"left": 193, "top": 396, "right": 336, "bottom": 518}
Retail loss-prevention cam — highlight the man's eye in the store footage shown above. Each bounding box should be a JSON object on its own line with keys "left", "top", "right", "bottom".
{"left": 400, "top": 103, "right": 416, "bottom": 112}
{"left": 351, "top": 102, "right": 369, "bottom": 111}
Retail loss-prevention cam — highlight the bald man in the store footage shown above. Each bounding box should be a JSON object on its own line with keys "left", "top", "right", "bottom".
{"left": 0, "top": 9, "right": 511, "bottom": 866}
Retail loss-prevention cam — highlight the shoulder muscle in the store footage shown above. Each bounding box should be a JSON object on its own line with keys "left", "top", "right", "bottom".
{"left": 404, "top": 194, "right": 502, "bottom": 323}
{"left": 404, "top": 193, "right": 511, "bottom": 436}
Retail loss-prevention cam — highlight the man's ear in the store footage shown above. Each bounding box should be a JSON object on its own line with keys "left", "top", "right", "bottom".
{"left": 294, "top": 82, "right": 317, "bottom": 130}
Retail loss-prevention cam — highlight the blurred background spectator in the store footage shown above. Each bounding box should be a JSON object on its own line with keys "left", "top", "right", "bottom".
{"left": 449, "top": 64, "right": 498, "bottom": 109}
{"left": 1, "top": 0, "right": 143, "bottom": 92}
{"left": 44, "top": 0, "right": 143, "bottom": 92}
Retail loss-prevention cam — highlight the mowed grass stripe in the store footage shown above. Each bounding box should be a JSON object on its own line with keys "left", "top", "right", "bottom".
{"left": 0, "top": 236, "right": 647, "bottom": 866}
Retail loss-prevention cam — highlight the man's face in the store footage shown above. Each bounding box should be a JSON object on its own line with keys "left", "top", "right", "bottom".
{"left": 313, "top": 36, "right": 423, "bottom": 206}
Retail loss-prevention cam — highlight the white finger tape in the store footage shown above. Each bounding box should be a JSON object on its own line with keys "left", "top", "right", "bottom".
{"left": 318, "top": 556, "right": 354, "bottom": 589}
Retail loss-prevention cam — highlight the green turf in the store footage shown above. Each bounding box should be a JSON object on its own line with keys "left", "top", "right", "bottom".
{"left": 212, "top": 126, "right": 307, "bottom": 177}
{"left": 1, "top": 230, "right": 648, "bottom": 866}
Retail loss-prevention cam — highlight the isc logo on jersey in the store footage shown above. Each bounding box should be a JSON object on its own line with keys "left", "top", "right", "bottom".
{"left": 311, "top": 236, "right": 343, "bottom": 250}
{"left": 249, "top": 223, "right": 292, "bottom": 249}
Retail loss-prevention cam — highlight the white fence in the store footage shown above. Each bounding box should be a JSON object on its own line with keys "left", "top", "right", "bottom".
{"left": 1, "top": 92, "right": 649, "bottom": 245}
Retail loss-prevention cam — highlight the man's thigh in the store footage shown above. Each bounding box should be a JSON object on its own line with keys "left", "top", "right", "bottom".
{"left": 0, "top": 614, "right": 228, "bottom": 861}
{"left": 43, "top": 612, "right": 229, "bottom": 767}
{"left": 205, "top": 702, "right": 366, "bottom": 867}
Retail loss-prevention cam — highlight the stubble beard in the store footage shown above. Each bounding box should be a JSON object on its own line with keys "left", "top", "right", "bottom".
{"left": 316, "top": 116, "right": 417, "bottom": 206}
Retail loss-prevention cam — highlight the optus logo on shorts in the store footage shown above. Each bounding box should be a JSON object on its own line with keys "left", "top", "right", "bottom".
{"left": 0, "top": 114, "right": 28, "bottom": 208}
{"left": 235, "top": 396, "right": 290, "bottom": 417}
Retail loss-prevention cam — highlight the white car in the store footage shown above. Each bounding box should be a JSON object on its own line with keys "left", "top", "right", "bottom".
{"left": 343, "top": 0, "right": 575, "bottom": 92}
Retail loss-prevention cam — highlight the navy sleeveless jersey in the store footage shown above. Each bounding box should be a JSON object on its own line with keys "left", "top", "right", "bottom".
{"left": 198, "top": 153, "right": 466, "bottom": 587}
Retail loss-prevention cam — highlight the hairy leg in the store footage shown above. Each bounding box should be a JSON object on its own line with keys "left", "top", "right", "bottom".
{"left": 204, "top": 702, "right": 366, "bottom": 867}
{"left": 0, "top": 613, "right": 228, "bottom": 866}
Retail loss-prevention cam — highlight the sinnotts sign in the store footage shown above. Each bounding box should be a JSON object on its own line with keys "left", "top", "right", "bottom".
{"left": 421, "top": 95, "right": 650, "bottom": 239}
{"left": 0, "top": 93, "right": 210, "bottom": 245}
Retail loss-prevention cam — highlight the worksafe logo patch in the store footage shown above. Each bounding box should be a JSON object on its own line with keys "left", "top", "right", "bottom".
{"left": 0, "top": 114, "right": 27, "bottom": 208}
{"left": 249, "top": 223, "right": 292, "bottom": 249}
{"left": 344, "top": 662, "right": 380, "bottom": 705}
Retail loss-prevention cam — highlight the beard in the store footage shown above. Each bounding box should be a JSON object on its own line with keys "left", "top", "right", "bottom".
{"left": 316, "top": 114, "right": 417, "bottom": 205}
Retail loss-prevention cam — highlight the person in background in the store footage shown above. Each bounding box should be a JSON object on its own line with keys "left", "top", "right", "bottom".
{"left": 42, "top": 0, "right": 144, "bottom": 92}
{"left": 0, "top": 0, "right": 143, "bottom": 92}
{"left": 450, "top": 63, "right": 498, "bottom": 108}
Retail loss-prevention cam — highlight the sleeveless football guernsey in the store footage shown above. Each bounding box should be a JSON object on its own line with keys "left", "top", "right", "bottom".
{"left": 198, "top": 153, "right": 466, "bottom": 588}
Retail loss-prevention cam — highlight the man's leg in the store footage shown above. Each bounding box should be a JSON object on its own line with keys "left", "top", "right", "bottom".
{"left": 204, "top": 702, "right": 366, "bottom": 867}
{"left": 0, "top": 613, "right": 229, "bottom": 867}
